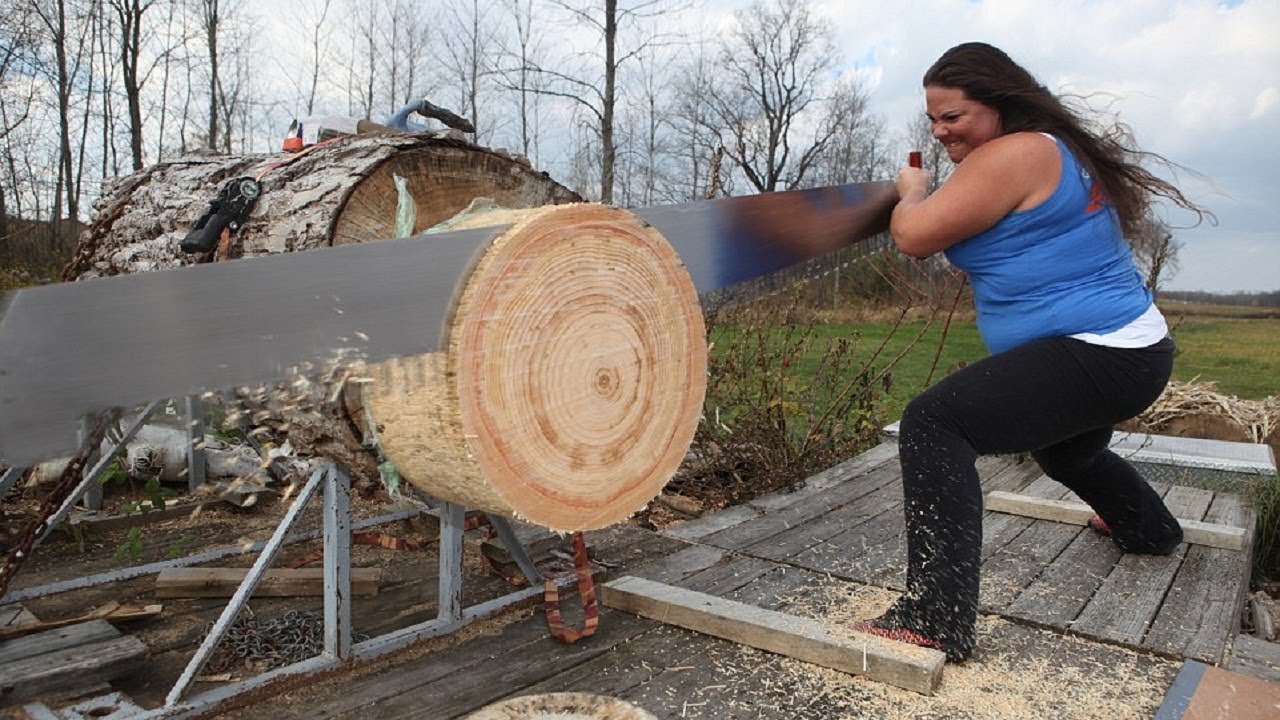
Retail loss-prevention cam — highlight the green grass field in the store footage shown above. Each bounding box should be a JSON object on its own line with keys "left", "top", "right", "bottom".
{"left": 712, "top": 313, "right": 1280, "bottom": 424}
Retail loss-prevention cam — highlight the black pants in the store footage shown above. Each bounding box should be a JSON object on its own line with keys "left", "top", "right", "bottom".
{"left": 894, "top": 335, "right": 1179, "bottom": 657}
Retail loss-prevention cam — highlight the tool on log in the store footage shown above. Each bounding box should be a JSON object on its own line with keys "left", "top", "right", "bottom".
{"left": 179, "top": 177, "right": 263, "bottom": 254}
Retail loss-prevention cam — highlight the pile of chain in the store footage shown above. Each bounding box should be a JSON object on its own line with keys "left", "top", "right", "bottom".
{"left": 204, "top": 608, "right": 369, "bottom": 673}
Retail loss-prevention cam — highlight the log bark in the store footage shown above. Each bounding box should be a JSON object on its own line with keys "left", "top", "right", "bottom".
{"left": 63, "top": 133, "right": 581, "bottom": 486}
{"left": 66, "top": 133, "right": 578, "bottom": 278}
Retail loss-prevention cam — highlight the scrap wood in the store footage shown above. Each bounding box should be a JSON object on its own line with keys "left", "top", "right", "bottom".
{"left": 0, "top": 601, "right": 162, "bottom": 642}
{"left": 154, "top": 566, "right": 380, "bottom": 598}
{"left": 0, "top": 631, "right": 147, "bottom": 705}
{"left": 601, "top": 575, "right": 946, "bottom": 695}
{"left": 285, "top": 531, "right": 431, "bottom": 569}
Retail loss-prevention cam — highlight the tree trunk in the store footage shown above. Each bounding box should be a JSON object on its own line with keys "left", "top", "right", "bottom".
{"left": 64, "top": 132, "right": 583, "bottom": 490}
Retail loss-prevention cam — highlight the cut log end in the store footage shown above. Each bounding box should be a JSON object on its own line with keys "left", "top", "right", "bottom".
{"left": 367, "top": 204, "right": 706, "bottom": 532}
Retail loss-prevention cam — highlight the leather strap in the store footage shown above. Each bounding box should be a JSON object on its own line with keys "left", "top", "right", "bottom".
{"left": 543, "top": 532, "right": 598, "bottom": 644}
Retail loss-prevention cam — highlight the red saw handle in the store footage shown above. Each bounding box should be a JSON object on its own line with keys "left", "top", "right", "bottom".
{"left": 908, "top": 151, "right": 922, "bottom": 168}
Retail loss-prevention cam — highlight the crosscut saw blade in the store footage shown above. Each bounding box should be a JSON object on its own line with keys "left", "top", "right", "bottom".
{"left": 0, "top": 181, "right": 896, "bottom": 467}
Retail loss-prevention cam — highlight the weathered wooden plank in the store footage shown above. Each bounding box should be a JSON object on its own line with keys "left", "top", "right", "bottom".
{"left": 279, "top": 604, "right": 642, "bottom": 719}
{"left": 747, "top": 473, "right": 902, "bottom": 564}
{"left": 1226, "top": 634, "right": 1280, "bottom": 683}
{"left": 585, "top": 523, "right": 693, "bottom": 573}
{"left": 787, "top": 458, "right": 1042, "bottom": 587}
{"left": 660, "top": 504, "right": 760, "bottom": 541}
{"left": 601, "top": 575, "right": 946, "bottom": 695}
{"left": 661, "top": 442, "right": 898, "bottom": 543}
{"left": 787, "top": 484, "right": 907, "bottom": 588}
{"left": 1002, "top": 485, "right": 1177, "bottom": 629}
{"left": 1004, "top": 530, "right": 1123, "bottom": 629}
{"left": 981, "top": 525, "right": 1082, "bottom": 613}
{"left": 503, "top": 623, "right": 715, "bottom": 704}
{"left": 680, "top": 554, "right": 782, "bottom": 596}
{"left": 153, "top": 567, "right": 381, "bottom": 598}
{"left": 984, "top": 490, "right": 1247, "bottom": 550}
{"left": 746, "top": 441, "right": 901, "bottom": 513}
{"left": 0, "top": 603, "right": 161, "bottom": 642}
{"left": 0, "top": 605, "right": 39, "bottom": 630}
{"left": 369, "top": 610, "right": 657, "bottom": 720}
{"left": 509, "top": 566, "right": 830, "bottom": 717}
{"left": 479, "top": 517, "right": 560, "bottom": 564}
{"left": 630, "top": 543, "right": 732, "bottom": 586}
{"left": 980, "top": 473, "right": 1070, "bottom": 562}
{"left": 725, "top": 564, "right": 834, "bottom": 611}
{"left": 976, "top": 474, "right": 1078, "bottom": 610}
{"left": 700, "top": 461, "right": 902, "bottom": 552}
{"left": 0, "top": 635, "right": 145, "bottom": 705}
{"left": 0, "top": 618, "right": 119, "bottom": 665}
{"left": 981, "top": 455, "right": 1050, "bottom": 495}
{"left": 1070, "top": 485, "right": 1213, "bottom": 647}
{"left": 741, "top": 455, "right": 1020, "bottom": 569}
{"left": 1144, "top": 491, "right": 1256, "bottom": 662}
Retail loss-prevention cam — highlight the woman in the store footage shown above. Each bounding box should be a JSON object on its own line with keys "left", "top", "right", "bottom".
{"left": 855, "top": 42, "right": 1206, "bottom": 662}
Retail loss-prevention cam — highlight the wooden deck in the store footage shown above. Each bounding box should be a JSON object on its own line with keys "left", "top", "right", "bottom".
{"left": 5, "top": 438, "right": 1269, "bottom": 719}
{"left": 666, "top": 441, "right": 1257, "bottom": 664}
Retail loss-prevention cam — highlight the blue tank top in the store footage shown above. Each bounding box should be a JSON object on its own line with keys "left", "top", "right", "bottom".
{"left": 943, "top": 135, "right": 1153, "bottom": 354}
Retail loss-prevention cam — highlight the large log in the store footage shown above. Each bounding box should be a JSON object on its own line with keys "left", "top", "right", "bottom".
{"left": 364, "top": 204, "right": 706, "bottom": 531}
{"left": 66, "top": 133, "right": 579, "bottom": 278}
{"left": 63, "top": 133, "right": 581, "bottom": 483}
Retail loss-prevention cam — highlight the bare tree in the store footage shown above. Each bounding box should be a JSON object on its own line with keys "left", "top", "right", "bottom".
{"left": 522, "top": 0, "right": 684, "bottom": 203}
{"left": 93, "top": 0, "right": 121, "bottom": 176}
{"left": 614, "top": 44, "right": 672, "bottom": 206}
{"left": 197, "top": 0, "right": 221, "bottom": 149}
{"left": 338, "top": 0, "right": 380, "bottom": 117}
{"left": 383, "top": 0, "right": 434, "bottom": 116}
{"left": 297, "top": 0, "right": 334, "bottom": 115}
{"left": 108, "top": 0, "right": 158, "bottom": 170}
{"left": 806, "top": 76, "right": 889, "bottom": 187}
{"left": 666, "top": 36, "right": 724, "bottom": 201}
{"left": 0, "top": 0, "right": 39, "bottom": 239}
{"left": 30, "top": 0, "right": 95, "bottom": 224}
{"left": 706, "top": 0, "right": 840, "bottom": 193}
{"left": 154, "top": 0, "right": 195, "bottom": 160}
{"left": 439, "top": 0, "right": 497, "bottom": 141}
{"left": 496, "top": 0, "right": 548, "bottom": 162}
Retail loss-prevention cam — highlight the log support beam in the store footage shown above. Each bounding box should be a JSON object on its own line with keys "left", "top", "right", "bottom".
{"left": 984, "top": 491, "right": 1248, "bottom": 551}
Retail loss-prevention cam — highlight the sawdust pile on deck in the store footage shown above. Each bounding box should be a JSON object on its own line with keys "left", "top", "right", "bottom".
{"left": 691, "top": 580, "right": 1180, "bottom": 719}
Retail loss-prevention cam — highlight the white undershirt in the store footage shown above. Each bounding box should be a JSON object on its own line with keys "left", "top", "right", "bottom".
{"left": 1069, "top": 302, "right": 1168, "bottom": 348}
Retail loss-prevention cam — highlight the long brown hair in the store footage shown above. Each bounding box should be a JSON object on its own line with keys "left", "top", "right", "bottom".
{"left": 923, "top": 42, "right": 1207, "bottom": 237}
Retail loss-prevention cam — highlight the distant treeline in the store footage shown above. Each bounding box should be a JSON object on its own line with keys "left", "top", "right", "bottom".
{"left": 1160, "top": 290, "right": 1280, "bottom": 308}
{"left": 0, "top": 214, "right": 82, "bottom": 289}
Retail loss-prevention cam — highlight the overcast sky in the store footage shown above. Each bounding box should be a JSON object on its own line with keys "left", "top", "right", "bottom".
{"left": 794, "top": 0, "right": 1277, "bottom": 293}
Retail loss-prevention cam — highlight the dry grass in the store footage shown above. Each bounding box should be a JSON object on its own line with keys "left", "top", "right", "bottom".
{"left": 1137, "top": 379, "right": 1280, "bottom": 445}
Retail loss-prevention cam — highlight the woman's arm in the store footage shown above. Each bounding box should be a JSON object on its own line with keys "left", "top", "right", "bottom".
{"left": 890, "top": 132, "right": 1062, "bottom": 258}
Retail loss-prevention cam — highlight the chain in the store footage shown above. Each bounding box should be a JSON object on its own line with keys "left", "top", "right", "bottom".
{"left": 204, "top": 609, "right": 369, "bottom": 673}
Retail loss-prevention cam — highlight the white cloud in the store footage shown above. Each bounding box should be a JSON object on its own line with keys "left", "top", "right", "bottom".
{"left": 802, "top": 0, "right": 1279, "bottom": 293}
{"left": 1252, "top": 87, "right": 1279, "bottom": 119}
